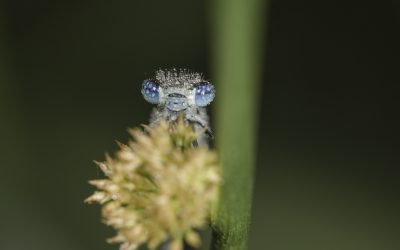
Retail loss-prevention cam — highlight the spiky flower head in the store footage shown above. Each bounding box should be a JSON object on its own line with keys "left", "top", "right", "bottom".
{"left": 86, "top": 118, "right": 220, "bottom": 250}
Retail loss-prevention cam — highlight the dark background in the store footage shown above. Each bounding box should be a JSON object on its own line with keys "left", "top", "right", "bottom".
{"left": 1, "top": 1, "right": 399, "bottom": 250}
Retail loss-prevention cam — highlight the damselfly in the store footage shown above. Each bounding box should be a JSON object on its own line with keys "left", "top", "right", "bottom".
{"left": 141, "top": 69, "right": 215, "bottom": 146}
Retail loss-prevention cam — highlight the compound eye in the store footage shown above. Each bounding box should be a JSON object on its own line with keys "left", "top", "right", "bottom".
{"left": 141, "top": 80, "right": 160, "bottom": 104}
{"left": 194, "top": 83, "right": 215, "bottom": 107}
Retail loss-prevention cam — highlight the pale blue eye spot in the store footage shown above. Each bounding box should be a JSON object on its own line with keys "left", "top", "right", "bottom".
{"left": 195, "top": 83, "right": 215, "bottom": 107}
{"left": 142, "top": 80, "right": 160, "bottom": 104}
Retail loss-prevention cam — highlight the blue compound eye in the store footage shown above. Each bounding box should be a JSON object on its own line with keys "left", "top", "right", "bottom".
{"left": 141, "top": 80, "right": 160, "bottom": 104}
{"left": 194, "top": 83, "right": 215, "bottom": 107}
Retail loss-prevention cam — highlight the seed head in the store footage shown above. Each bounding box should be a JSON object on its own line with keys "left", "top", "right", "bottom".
{"left": 86, "top": 118, "right": 220, "bottom": 250}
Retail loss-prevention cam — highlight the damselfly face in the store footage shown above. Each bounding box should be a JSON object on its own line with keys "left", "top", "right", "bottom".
{"left": 141, "top": 69, "right": 215, "bottom": 144}
{"left": 141, "top": 69, "right": 215, "bottom": 111}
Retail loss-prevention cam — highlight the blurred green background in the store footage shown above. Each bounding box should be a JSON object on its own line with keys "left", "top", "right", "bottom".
{"left": 1, "top": 1, "right": 400, "bottom": 250}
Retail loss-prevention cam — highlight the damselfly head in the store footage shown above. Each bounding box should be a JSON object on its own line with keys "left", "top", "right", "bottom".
{"left": 141, "top": 69, "right": 215, "bottom": 111}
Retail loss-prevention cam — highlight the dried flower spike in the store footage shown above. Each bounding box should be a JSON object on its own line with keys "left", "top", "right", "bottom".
{"left": 86, "top": 117, "right": 220, "bottom": 250}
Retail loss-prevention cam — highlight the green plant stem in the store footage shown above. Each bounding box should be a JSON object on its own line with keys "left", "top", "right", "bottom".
{"left": 210, "top": 0, "right": 268, "bottom": 249}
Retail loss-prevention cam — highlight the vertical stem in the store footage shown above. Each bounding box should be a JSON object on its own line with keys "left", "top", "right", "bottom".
{"left": 210, "top": 0, "right": 268, "bottom": 249}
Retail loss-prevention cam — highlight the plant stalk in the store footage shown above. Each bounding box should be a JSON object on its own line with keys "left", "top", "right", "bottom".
{"left": 210, "top": 0, "right": 268, "bottom": 249}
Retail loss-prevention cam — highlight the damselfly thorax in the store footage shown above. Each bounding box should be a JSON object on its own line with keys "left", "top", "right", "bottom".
{"left": 141, "top": 69, "right": 215, "bottom": 146}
